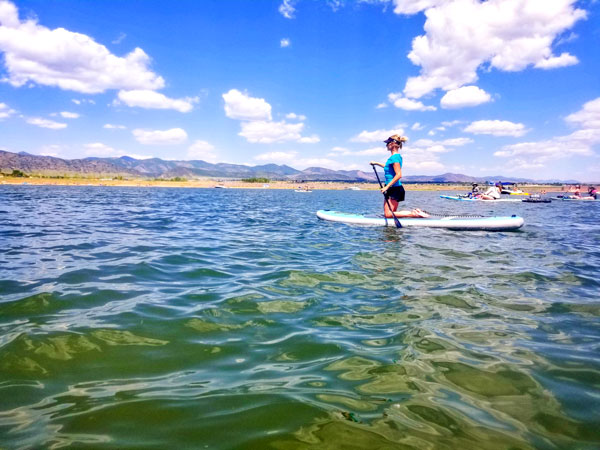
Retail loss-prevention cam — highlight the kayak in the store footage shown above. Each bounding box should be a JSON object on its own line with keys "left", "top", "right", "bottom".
{"left": 295, "top": 189, "right": 312, "bottom": 193}
{"left": 316, "top": 210, "right": 524, "bottom": 231}
{"left": 440, "top": 195, "right": 523, "bottom": 202}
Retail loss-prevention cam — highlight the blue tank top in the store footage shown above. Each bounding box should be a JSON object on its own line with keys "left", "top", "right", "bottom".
{"left": 384, "top": 153, "right": 402, "bottom": 186}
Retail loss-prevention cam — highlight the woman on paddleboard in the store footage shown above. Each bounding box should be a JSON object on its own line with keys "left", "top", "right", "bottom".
{"left": 370, "top": 135, "right": 428, "bottom": 218}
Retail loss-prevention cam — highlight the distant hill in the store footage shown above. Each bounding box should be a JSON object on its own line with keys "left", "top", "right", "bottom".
{"left": 0, "top": 150, "right": 583, "bottom": 183}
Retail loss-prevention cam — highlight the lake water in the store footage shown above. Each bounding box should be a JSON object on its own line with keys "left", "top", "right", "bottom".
{"left": 1, "top": 185, "right": 599, "bottom": 449}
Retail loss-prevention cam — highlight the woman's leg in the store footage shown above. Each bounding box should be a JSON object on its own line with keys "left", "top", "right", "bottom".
{"left": 383, "top": 198, "right": 399, "bottom": 218}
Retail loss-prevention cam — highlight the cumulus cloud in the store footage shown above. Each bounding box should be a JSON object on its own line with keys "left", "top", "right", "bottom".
{"left": 396, "top": 0, "right": 586, "bottom": 99}
{"left": 0, "top": 102, "right": 16, "bottom": 119}
{"left": 84, "top": 142, "right": 121, "bottom": 156}
{"left": 351, "top": 127, "right": 405, "bottom": 143}
{"left": 255, "top": 151, "right": 296, "bottom": 163}
{"left": 411, "top": 122, "right": 424, "bottom": 130}
{"left": 388, "top": 93, "right": 436, "bottom": 111}
{"left": 413, "top": 137, "right": 473, "bottom": 147}
{"left": 239, "top": 120, "right": 305, "bottom": 144}
{"left": 376, "top": 102, "right": 388, "bottom": 109}
{"left": 0, "top": 0, "right": 164, "bottom": 93}
{"left": 26, "top": 117, "right": 67, "bottom": 129}
{"left": 116, "top": 90, "right": 198, "bottom": 113}
{"left": 224, "top": 89, "right": 318, "bottom": 143}
{"left": 463, "top": 120, "right": 526, "bottom": 137}
{"left": 58, "top": 111, "right": 79, "bottom": 119}
{"left": 132, "top": 128, "right": 188, "bottom": 145}
{"left": 223, "top": 89, "right": 272, "bottom": 121}
{"left": 493, "top": 97, "right": 600, "bottom": 167}
{"left": 280, "top": 38, "right": 290, "bottom": 47}
{"left": 440, "top": 85, "right": 491, "bottom": 109}
{"left": 327, "top": 146, "right": 387, "bottom": 157}
{"left": 103, "top": 123, "right": 126, "bottom": 129}
{"left": 565, "top": 97, "right": 600, "bottom": 130}
{"left": 188, "top": 140, "right": 218, "bottom": 162}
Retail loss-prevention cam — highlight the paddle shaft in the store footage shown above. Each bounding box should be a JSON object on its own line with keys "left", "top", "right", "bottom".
{"left": 372, "top": 165, "right": 402, "bottom": 228}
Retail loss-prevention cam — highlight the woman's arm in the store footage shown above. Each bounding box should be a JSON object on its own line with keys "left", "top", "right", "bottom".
{"left": 369, "top": 161, "right": 384, "bottom": 168}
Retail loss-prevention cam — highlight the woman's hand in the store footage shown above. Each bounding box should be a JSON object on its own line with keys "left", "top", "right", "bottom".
{"left": 380, "top": 186, "right": 388, "bottom": 194}
{"left": 370, "top": 161, "right": 382, "bottom": 167}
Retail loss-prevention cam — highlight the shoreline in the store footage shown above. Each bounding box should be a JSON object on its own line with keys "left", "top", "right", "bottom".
{"left": 0, "top": 177, "right": 562, "bottom": 192}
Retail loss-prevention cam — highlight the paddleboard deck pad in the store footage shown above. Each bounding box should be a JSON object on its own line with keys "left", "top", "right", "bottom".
{"left": 317, "top": 210, "right": 524, "bottom": 231}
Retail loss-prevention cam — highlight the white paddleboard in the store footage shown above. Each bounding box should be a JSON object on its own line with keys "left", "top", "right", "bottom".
{"left": 317, "top": 210, "right": 524, "bottom": 231}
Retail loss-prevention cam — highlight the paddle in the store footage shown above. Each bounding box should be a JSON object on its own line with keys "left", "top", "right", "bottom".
{"left": 371, "top": 164, "right": 402, "bottom": 228}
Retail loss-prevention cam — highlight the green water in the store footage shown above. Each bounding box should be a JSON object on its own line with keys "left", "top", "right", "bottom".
{"left": 1, "top": 186, "right": 599, "bottom": 449}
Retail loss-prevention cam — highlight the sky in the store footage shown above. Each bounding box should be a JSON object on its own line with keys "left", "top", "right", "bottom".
{"left": 0, "top": 0, "right": 599, "bottom": 181}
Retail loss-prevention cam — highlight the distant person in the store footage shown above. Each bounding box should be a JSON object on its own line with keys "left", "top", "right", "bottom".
{"left": 370, "top": 135, "right": 429, "bottom": 218}
{"left": 588, "top": 186, "right": 598, "bottom": 199}
{"left": 468, "top": 183, "right": 480, "bottom": 198}
{"left": 479, "top": 182, "right": 502, "bottom": 200}
{"left": 574, "top": 185, "right": 581, "bottom": 197}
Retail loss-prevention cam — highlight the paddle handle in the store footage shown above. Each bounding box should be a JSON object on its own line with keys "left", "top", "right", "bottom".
{"left": 371, "top": 165, "right": 402, "bottom": 228}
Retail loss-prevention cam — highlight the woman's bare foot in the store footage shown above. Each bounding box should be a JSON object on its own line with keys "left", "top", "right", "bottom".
{"left": 411, "top": 208, "right": 429, "bottom": 218}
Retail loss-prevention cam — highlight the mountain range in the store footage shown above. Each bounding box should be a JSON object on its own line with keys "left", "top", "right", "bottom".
{"left": 0, "top": 150, "right": 580, "bottom": 184}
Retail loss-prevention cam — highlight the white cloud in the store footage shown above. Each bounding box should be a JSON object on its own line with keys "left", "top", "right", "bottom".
{"left": 464, "top": 120, "right": 526, "bottom": 137}
{"left": 388, "top": 93, "right": 436, "bottom": 111}
{"left": 286, "top": 112, "right": 306, "bottom": 121}
{"left": 534, "top": 52, "right": 579, "bottom": 69}
{"left": 493, "top": 97, "right": 600, "bottom": 166}
{"left": 280, "top": 38, "right": 290, "bottom": 47}
{"left": 188, "top": 140, "right": 218, "bottom": 162}
{"left": 225, "top": 89, "right": 317, "bottom": 143}
{"left": 298, "top": 135, "right": 320, "bottom": 143}
{"left": 0, "top": 102, "right": 16, "bottom": 119}
{"left": 59, "top": 111, "right": 79, "bottom": 119}
{"left": 112, "top": 32, "right": 126, "bottom": 45}
{"left": 351, "top": 127, "right": 405, "bottom": 143}
{"left": 239, "top": 120, "right": 305, "bottom": 144}
{"left": 565, "top": 97, "right": 600, "bottom": 130}
{"left": 223, "top": 89, "right": 272, "bottom": 121}
{"left": 116, "top": 90, "right": 197, "bottom": 113}
{"left": 71, "top": 98, "right": 95, "bottom": 105}
{"left": 413, "top": 137, "right": 473, "bottom": 147}
{"left": 441, "top": 120, "right": 462, "bottom": 127}
{"left": 0, "top": 0, "right": 164, "bottom": 93}
{"left": 84, "top": 142, "right": 121, "bottom": 156}
{"left": 440, "top": 85, "right": 491, "bottom": 109}
{"left": 103, "top": 123, "right": 126, "bottom": 129}
{"left": 279, "top": 0, "right": 297, "bottom": 18}
{"left": 132, "top": 128, "right": 188, "bottom": 145}
{"left": 26, "top": 117, "right": 67, "bottom": 129}
{"left": 398, "top": 0, "right": 586, "bottom": 98}
{"left": 328, "top": 146, "right": 387, "bottom": 157}
{"left": 411, "top": 122, "right": 424, "bottom": 130}
{"left": 255, "top": 151, "right": 297, "bottom": 163}
{"left": 84, "top": 142, "right": 156, "bottom": 159}
{"left": 376, "top": 102, "right": 388, "bottom": 109}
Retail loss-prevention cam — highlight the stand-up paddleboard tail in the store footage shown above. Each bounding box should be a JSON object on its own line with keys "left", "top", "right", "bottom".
{"left": 316, "top": 210, "right": 524, "bottom": 231}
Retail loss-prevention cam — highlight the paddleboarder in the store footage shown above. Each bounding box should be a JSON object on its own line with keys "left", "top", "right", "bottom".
{"left": 370, "top": 135, "right": 428, "bottom": 218}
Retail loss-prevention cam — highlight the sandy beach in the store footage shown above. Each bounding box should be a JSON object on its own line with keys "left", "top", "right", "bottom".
{"left": 0, "top": 176, "right": 560, "bottom": 192}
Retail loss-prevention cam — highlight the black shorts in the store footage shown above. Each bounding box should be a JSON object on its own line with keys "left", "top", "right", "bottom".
{"left": 385, "top": 185, "right": 405, "bottom": 202}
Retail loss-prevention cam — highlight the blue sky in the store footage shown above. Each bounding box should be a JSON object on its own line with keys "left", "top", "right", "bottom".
{"left": 0, "top": 0, "right": 598, "bottom": 181}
